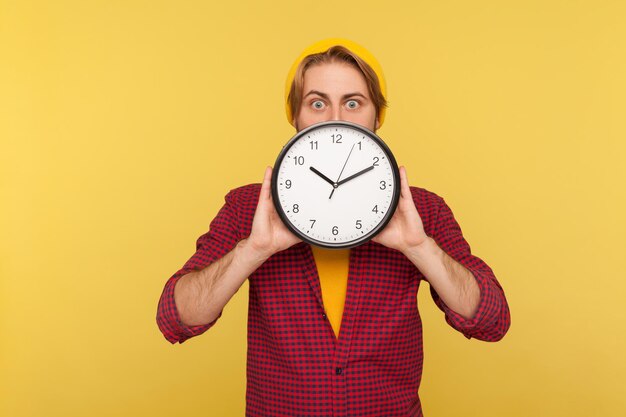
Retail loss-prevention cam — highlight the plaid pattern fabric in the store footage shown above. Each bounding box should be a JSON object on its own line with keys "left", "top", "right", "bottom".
{"left": 156, "top": 184, "right": 511, "bottom": 417}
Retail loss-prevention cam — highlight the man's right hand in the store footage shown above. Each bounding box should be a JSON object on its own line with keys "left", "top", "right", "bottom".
{"left": 245, "top": 166, "right": 302, "bottom": 260}
{"left": 172, "top": 166, "right": 302, "bottom": 328}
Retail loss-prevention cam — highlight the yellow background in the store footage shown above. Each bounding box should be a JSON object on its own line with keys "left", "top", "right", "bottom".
{"left": 1, "top": 1, "right": 625, "bottom": 416}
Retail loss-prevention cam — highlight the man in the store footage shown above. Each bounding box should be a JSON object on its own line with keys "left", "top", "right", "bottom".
{"left": 157, "top": 38, "right": 511, "bottom": 417}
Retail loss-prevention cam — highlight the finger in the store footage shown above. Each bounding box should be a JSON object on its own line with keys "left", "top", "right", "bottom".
{"left": 399, "top": 166, "right": 411, "bottom": 199}
{"left": 260, "top": 166, "right": 272, "bottom": 201}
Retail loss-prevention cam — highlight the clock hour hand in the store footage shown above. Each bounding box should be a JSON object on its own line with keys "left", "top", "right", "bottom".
{"left": 337, "top": 165, "right": 375, "bottom": 187}
{"left": 309, "top": 166, "right": 336, "bottom": 187}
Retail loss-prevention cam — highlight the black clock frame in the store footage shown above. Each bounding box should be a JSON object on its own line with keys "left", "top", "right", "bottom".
{"left": 271, "top": 120, "right": 400, "bottom": 249}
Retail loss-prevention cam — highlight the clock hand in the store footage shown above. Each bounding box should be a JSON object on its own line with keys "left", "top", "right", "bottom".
{"left": 335, "top": 143, "right": 356, "bottom": 183}
{"left": 337, "top": 165, "right": 375, "bottom": 187}
{"left": 309, "top": 166, "right": 336, "bottom": 187}
{"left": 329, "top": 143, "right": 356, "bottom": 199}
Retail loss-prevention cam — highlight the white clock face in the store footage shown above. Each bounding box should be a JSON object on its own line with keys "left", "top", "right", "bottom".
{"left": 273, "top": 121, "right": 399, "bottom": 248}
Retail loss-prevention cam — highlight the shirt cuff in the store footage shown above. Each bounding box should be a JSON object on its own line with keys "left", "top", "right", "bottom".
{"left": 430, "top": 266, "right": 503, "bottom": 340}
{"left": 157, "top": 272, "right": 223, "bottom": 344}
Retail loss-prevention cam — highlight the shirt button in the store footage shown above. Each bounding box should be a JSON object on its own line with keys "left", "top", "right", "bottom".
{"left": 335, "top": 367, "right": 343, "bottom": 375}
{"left": 322, "top": 313, "right": 327, "bottom": 319}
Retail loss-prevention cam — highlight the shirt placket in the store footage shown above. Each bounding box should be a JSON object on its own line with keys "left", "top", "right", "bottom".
{"left": 302, "top": 243, "right": 366, "bottom": 417}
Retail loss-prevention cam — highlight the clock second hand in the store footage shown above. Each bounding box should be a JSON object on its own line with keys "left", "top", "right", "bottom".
{"left": 329, "top": 143, "right": 356, "bottom": 199}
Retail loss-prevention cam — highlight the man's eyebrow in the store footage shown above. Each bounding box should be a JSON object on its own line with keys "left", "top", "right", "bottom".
{"left": 303, "top": 90, "right": 368, "bottom": 100}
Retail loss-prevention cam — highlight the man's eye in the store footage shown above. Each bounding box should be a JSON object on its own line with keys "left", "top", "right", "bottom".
{"left": 312, "top": 100, "right": 325, "bottom": 109}
{"left": 346, "top": 100, "right": 359, "bottom": 109}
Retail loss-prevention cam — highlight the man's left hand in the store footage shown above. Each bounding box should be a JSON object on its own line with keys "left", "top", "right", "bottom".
{"left": 371, "top": 166, "right": 428, "bottom": 253}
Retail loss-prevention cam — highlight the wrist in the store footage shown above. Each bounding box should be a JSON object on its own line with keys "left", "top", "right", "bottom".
{"left": 401, "top": 237, "right": 441, "bottom": 266}
{"left": 237, "top": 238, "right": 272, "bottom": 266}
{"left": 402, "top": 237, "right": 450, "bottom": 287}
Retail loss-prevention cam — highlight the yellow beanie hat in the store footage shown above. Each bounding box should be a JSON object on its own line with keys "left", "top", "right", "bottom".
{"left": 284, "top": 38, "right": 387, "bottom": 128}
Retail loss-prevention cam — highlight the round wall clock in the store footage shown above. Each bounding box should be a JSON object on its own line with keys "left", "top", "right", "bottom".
{"left": 271, "top": 120, "right": 400, "bottom": 249}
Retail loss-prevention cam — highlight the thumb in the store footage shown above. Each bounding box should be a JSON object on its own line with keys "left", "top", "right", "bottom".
{"left": 260, "top": 166, "right": 273, "bottom": 201}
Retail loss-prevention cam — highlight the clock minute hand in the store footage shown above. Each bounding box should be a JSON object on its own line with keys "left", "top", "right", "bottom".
{"left": 309, "top": 166, "right": 336, "bottom": 187}
{"left": 337, "top": 165, "right": 375, "bottom": 187}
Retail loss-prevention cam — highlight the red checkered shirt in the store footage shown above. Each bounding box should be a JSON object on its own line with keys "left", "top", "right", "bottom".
{"left": 156, "top": 183, "right": 511, "bottom": 417}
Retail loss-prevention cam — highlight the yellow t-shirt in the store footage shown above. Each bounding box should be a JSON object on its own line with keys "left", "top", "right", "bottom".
{"left": 310, "top": 246, "right": 350, "bottom": 338}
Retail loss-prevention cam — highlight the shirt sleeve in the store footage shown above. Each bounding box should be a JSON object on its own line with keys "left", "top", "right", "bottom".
{"left": 156, "top": 189, "right": 242, "bottom": 344}
{"left": 428, "top": 197, "right": 511, "bottom": 341}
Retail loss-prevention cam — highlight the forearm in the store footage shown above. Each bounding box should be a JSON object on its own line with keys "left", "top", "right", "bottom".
{"left": 174, "top": 238, "right": 268, "bottom": 326}
{"left": 402, "top": 237, "right": 480, "bottom": 319}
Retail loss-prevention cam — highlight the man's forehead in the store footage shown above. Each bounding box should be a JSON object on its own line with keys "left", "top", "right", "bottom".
{"left": 302, "top": 64, "right": 371, "bottom": 98}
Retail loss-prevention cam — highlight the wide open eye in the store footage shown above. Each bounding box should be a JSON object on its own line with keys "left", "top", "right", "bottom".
{"left": 312, "top": 100, "right": 325, "bottom": 110}
{"left": 346, "top": 100, "right": 360, "bottom": 109}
